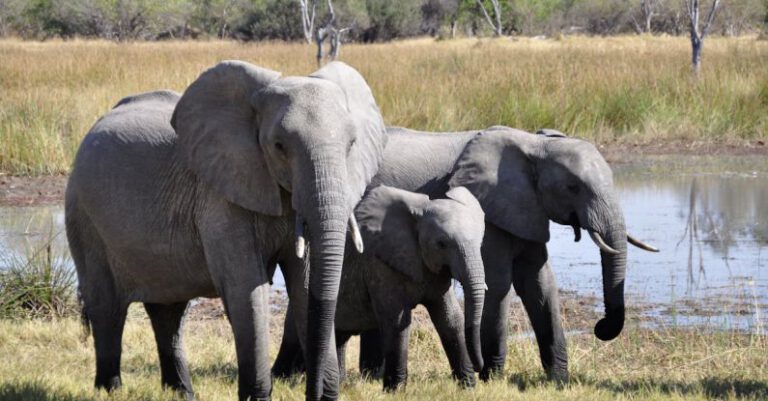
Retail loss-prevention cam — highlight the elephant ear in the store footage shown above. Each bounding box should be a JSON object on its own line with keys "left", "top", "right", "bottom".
{"left": 355, "top": 185, "right": 430, "bottom": 283}
{"left": 448, "top": 128, "right": 550, "bottom": 243}
{"left": 171, "top": 60, "right": 284, "bottom": 215}
{"left": 310, "top": 61, "right": 387, "bottom": 208}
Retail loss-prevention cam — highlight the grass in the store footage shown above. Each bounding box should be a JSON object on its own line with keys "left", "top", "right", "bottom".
{"left": 0, "top": 311, "right": 765, "bottom": 401}
{"left": 0, "top": 35, "right": 767, "bottom": 175}
{"left": 0, "top": 226, "right": 76, "bottom": 319}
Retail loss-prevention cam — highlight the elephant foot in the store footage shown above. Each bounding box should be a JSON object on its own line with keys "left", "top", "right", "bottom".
{"left": 95, "top": 376, "right": 122, "bottom": 392}
{"left": 547, "top": 368, "right": 569, "bottom": 389}
{"left": 479, "top": 365, "right": 503, "bottom": 382}
{"left": 455, "top": 373, "right": 476, "bottom": 389}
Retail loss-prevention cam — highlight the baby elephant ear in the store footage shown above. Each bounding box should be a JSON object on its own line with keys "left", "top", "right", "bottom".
{"left": 355, "top": 185, "right": 430, "bottom": 283}
{"left": 449, "top": 128, "right": 550, "bottom": 244}
{"left": 172, "top": 61, "right": 284, "bottom": 216}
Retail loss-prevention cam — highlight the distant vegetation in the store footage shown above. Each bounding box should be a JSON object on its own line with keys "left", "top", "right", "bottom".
{"left": 1, "top": 36, "right": 766, "bottom": 176}
{"left": 0, "top": 0, "right": 765, "bottom": 41}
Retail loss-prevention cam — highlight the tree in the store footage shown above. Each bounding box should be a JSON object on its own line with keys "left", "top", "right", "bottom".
{"left": 685, "top": 0, "right": 722, "bottom": 75}
{"left": 631, "top": 0, "right": 662, "bottom": 33}
{"left": 475, "top": 0, "right": 503, "bottom": 35}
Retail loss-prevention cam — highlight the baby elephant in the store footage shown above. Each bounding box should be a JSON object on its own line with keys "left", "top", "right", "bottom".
{"left": 330, "top": 185, "right": 487, "bottom": 390}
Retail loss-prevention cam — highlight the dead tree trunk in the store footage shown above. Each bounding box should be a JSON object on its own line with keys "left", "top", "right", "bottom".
{"left": 299, "top": 0, "right": 318, "bottom": 44}
{"left": 685, "top": 0, "right": 722, "bottom": 75}
{"left": 314, "top": 0, "right": 348, "bottom": 66}
{"left": 475, "top": 0, "right": 503, "bottom": 36}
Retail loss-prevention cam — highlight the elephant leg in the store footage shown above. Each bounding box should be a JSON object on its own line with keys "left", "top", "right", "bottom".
{"left": 479, "top": 226, "right": 515, "bottom": 381}
{"left": 281, "top": 254, "right": 339, "bottom": 401}
{"left": 513, "top": 245, "right": 568, "bottom": 383}
{"left": 379, "top": 315, "right": 411, "bottom": 392}
{"left": 89, "top": 300, "right": 128, "bottom": 391}
{"left": 424, "top": 293, "right": 475, "bottom": 388}
{"left": 221, "top": 282, "right": 272, "bottom": 401}
{"left": 358, "top": 329, "right": 383, "bottom": 379}
{"left": 273, "top": 303, "right": 306, "bottom": 379}
{"left": 335, "top": 331, "right": 352, "bottom": 383}
{"left": 144, "top": 301, "right": 194, "bottom": 399}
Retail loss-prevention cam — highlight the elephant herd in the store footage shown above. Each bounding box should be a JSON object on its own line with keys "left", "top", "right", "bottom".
{"left": 65, "top": 61, "right": 657, "bottom": 401}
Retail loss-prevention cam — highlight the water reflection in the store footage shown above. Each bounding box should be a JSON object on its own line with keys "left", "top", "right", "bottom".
{"left": 0, "top": 156, "right": 766, "bottom": 331}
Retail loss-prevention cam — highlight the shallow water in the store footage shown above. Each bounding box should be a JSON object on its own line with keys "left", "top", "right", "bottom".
{"left": 1, "top": 156, "right": 766, "bottom": 331}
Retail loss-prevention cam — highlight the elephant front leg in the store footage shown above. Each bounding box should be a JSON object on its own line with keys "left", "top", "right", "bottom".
{"left": 222, "top": 281, "right": 272, "bottom": 400}
{"left": 379, "top": 314, "right": 411, "bottom": 391}
{"left": 358, "top": 329, "right": 384, "bottom": 379}
{"left": 512, "top": 246, "right": 568, "bottom": 384}
{"left": 424, "top": 293, "right": 475, "bottom": 388}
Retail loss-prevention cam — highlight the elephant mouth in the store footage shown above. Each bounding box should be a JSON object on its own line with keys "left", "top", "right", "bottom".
{"left": 564, "top": 212, "right": 658, "bottom": 253}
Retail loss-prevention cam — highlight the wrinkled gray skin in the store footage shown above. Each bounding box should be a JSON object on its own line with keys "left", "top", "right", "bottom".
{"left": 274, "top": 126, "right": 656, "bottom": 383}
{"left": 65, "top": 61, "right": 386, "bottom": 401}
{"left": 317, "top": 185, "right": 487, "bottom": 390}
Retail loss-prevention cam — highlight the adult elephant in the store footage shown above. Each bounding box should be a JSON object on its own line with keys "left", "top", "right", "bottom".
{"left": 66, "top": 61, "right": 386, "bottom": 401}
{"left": 274, "top": 126, "right": 657, "bottom": 383}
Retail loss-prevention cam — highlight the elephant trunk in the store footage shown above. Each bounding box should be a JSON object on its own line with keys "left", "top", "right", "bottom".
{"left": 457, "top": 245, "right": 486, "bottom": 372}
{"left": 583, "top": 195, "right": 628, "bottom": 342}
{"left": 301, "top": 150, "right": 351, "bottom": 401}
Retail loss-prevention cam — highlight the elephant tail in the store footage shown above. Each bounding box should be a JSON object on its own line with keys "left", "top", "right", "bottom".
{"left": 78, "top": 290, "right": 91, "bottom": 342}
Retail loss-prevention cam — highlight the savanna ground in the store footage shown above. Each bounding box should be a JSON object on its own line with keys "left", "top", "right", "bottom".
{"left": 0, "top": 36, "right": 767, "bottom": 400}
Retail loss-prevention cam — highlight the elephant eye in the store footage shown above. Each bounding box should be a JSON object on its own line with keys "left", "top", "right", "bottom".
{"left": 436, "top": 240, "right": 447, "bottom": 249}
{"left": 567, "top": 185, "right": 580, "bottom": 194}
{"left": 274, "top": 142, "right": 285, "bottom": 152}
{"left": 346, "top": 138, "right": 356, "bottom": 154}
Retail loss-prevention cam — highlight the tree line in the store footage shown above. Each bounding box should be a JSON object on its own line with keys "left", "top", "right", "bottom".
{"left": 0, "top": 0, "right": 765, "bottom": 41}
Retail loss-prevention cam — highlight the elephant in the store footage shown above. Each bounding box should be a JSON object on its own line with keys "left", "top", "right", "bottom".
{"left": 273, "top": 125, "right": 658, "bottom": 384}
{"left": 65, "top": 60, "right": 386, "bottom": 401}
{"left": 286, "top": 185, "right": 487, "bottom": 390}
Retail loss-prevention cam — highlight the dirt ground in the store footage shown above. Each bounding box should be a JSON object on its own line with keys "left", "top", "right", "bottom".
{"left": 2, "top": 141, "right": 766, "bottom": 207}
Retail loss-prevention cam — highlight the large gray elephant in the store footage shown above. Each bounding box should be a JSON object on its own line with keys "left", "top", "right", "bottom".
{"left": 65, "top": 60, "right": 386, "bottom": 401}
{"left": 274, "top": 126, "right": 657, "bottom": 383}
{"left": 311, "top": 185, "right": 486, "bottom": 390}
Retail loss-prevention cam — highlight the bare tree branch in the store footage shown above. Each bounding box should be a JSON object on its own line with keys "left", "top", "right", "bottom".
{"left": 299, "top": 0, "right": 318, "bottom": 43}
{"left": 475, "top": 0, "right": 503, "bottom": 36}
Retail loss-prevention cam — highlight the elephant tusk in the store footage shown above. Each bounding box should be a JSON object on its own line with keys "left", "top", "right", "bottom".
{"left": 627, "top": 233, "right": 659, "bottom": 252}
{"left": 349, "top": 214, "right": 364, "bottom": 253}
{"left": 572, "top": 225, "right": 582, "bottom": 242}
{"left": 588, "top": 230, "right": 620, "bottom": 255}
{"left": 295, "top": 214, "right": 307, "bottom": 259}
{"left": 483, "top": 283, "right": 488, "bottom": 291}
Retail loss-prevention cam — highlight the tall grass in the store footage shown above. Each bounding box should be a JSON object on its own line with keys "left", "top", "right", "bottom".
{"left": 0, "top": 36, "right": 766, "bottom": 175}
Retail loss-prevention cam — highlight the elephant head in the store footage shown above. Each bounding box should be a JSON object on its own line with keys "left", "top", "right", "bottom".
{"left": 356, "top": 185, "right": 487, "bottom": 372}
{"left": 449, "top": 127, "right": 657, "bottom": 342}
{"left": 171, "top": 60, "right": 386, "bottom": 399}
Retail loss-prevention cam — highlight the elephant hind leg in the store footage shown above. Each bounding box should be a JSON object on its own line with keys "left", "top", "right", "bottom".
{"left": 82, "top": 275, "right": 128, "bottom": 391}
{"left": 68, "top": 215, "right": 128, "bottom": 391}
{"left": 513, "top": 254, "right": 568, "bottom": 384}
{"left": 145, "top": 301, "right": 194, "bottom": 400}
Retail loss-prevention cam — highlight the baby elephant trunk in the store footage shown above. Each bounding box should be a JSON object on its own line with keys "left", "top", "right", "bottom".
{"left": 457, "top": 246, "right": 486, "bottom": 372}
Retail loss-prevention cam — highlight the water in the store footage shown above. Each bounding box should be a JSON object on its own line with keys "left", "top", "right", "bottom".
{"left": 1, "top": 156, "right": 766, "bottom": 331}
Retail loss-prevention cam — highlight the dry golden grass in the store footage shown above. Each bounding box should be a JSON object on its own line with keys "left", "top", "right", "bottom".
{"left": 0, "top": 309, "right": 766, "bottom": 401}
{"left": 1, "top": 35, "right": 767, "bottom": 175}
